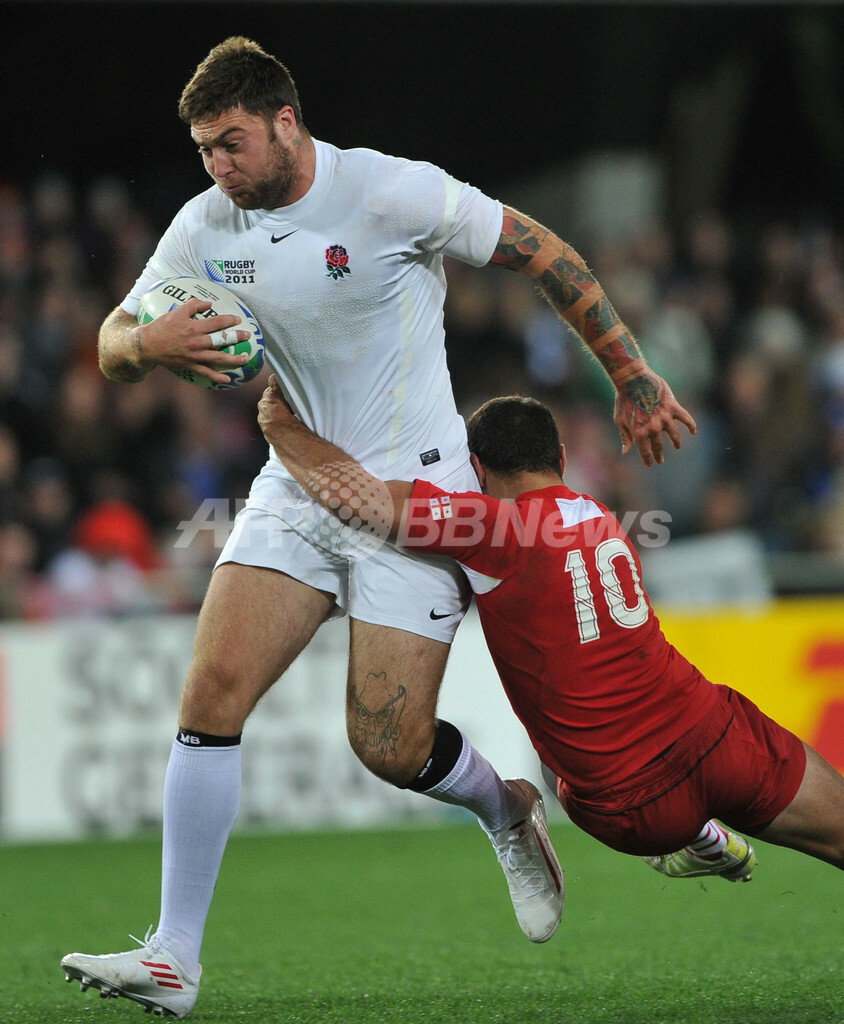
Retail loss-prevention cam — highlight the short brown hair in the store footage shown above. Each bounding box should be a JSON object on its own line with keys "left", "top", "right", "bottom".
{"left": 466, "top": 396, "right": 562, "bottom": 476}
{"left": 178, "top": 37, "right": 304, "bottom": 127}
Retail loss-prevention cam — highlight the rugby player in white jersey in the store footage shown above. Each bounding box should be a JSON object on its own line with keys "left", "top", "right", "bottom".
{"left": 62, "top": 37, "right": 696, "bottom": 1018}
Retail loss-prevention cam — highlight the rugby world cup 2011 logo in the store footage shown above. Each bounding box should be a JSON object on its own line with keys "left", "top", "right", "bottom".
{"left": 325, "top": 244, "right": 351, "bottom": 280}
{"left": 204, "top": 259, "right": 256, "bottom": 285}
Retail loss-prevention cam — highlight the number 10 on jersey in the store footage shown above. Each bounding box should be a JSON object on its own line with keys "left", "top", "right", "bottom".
{"left": 565, "top": 538, "right": 649, "bottom": 644}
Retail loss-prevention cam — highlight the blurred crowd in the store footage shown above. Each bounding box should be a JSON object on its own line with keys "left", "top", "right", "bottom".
{"left": 446, "top": 209, "right": 844, "bottom": 558}
{"left": 0, "top": 172, "right": 842, "bottom": 619}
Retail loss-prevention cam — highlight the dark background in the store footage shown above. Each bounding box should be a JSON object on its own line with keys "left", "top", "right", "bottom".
{"left": 6, "top": 1, "right": 843, "bottom": 228}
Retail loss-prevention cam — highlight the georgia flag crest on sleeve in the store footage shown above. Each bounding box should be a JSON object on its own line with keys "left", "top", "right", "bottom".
{"left": 430, "top": 495, "right": 452, "bottom": 520}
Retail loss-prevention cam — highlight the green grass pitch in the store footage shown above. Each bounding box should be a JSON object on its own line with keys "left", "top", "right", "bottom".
{"left": 2, "top": 820, "right": 842, "bottom": 1023}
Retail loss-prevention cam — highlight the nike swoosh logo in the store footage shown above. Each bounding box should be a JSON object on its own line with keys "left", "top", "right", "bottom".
{"left": 271, "top": 230, "right": 298, "bottom": 244}
{"left": 429, "top": 609, "right": 452, "bottom": 620}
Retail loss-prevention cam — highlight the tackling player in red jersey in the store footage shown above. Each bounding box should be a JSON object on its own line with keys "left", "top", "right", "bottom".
{"left": 259, "top": 382, "right": 844, "bottom": 880}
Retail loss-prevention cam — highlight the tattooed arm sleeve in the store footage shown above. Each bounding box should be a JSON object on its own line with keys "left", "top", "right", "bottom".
{"left": 490, "top": 209, "right": 644, "bottom": 382}
{"left": 488, "top": 207, "right": 697, "bottom": 466}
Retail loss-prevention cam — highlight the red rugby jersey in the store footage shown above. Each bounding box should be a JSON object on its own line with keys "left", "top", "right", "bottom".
{"left": 404, "top": 480, "right": 717, "bottom": 793}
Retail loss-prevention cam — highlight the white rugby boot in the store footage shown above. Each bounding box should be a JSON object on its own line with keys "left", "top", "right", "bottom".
{"left": 482, "top": 778, "right": 565, "bottom": 942}
{"left": 62, "top": 929, "right": 199, "bottom": 1018}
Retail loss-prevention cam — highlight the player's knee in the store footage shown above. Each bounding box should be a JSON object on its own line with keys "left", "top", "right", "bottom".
{"left": 346, "top": 717, "right": 433, "bottom": 787}
{"left": 180, "top": 657, "right": 252, "bottom": 733}
{"left": 813, "top": 822, "right": 844, "bottom": 869}
{"left": 828, "top": 842, "right": 844, "bottom": 870}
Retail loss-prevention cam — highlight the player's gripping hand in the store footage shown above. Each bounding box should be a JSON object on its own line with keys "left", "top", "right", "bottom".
{"left": 613, "top": 367, "right": 697, "bottom": 467}
{"left": 134, "top": 297, "right": 252, "bottom": 386}
{"left": 257, "top": 374, "right": 298, "bottom": 441}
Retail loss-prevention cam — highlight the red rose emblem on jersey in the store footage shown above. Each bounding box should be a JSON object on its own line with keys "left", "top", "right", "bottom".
{"left": 325, "top": 244, "right": 351, "bottom": 280}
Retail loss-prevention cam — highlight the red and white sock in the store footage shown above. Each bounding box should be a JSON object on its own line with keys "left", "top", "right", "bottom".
{"left": 686, "top": 820, "right": 728, "bottom": 861}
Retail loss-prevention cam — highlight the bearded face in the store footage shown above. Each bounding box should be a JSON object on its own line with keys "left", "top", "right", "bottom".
{"left": 237, "top": 129, "right": 301, "bottom": 210}
{"left": 192, "top": 108, "right": 304, "bottom": 211}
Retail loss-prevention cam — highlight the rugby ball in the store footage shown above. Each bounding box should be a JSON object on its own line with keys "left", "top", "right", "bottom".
{"left": 137, "top": 276, "right": 265, "bottom": 390}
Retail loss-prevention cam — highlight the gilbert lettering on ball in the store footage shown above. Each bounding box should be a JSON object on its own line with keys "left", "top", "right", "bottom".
{"left": 137, "top": 276, "right": 265, "bottom": 390}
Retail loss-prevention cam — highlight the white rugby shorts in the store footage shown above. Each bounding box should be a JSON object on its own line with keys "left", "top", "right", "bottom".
{"left": 216, "top": 458, "right": 477, "bottom": 643}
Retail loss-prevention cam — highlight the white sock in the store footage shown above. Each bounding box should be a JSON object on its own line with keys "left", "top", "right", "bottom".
{"left": 154, "top": 738, "right": 241, "bottom": 975}
{"left": 420, "top": 731, "right": 525, "bottom": 833}
{"left": 687, "top": 820, "right": 728, "bottom": 860}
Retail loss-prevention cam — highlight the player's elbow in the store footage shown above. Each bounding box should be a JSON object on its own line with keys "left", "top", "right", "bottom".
{"left": 97, "top": 311, "right": 150, "bottom": 383}
{"left": 97, "top": 343, "right": 147, "bottom": 383}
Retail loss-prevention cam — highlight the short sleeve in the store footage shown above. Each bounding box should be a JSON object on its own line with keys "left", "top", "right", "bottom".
{"left": 373, "top": 155, "right": 502, "bottom": 268}
{"left": 428, "top": 176, "right": 503, "bottom": 267}
{"left": 401, "top": 479, "right": 522, "bottom": 578}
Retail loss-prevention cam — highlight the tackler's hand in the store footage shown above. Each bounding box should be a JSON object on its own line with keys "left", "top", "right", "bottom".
{"left": 257, "top": 374, "right": 297, "bottom": 441}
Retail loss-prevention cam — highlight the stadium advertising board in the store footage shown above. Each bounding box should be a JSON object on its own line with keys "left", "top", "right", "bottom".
{"left": 2, "top": 600, "right": 842, "bottom": 841}
{"left": 659, "top": 598, "right": 844, "bottom": 774}
{"left": 0, "top": 611, "right": 538, "bottom": 841}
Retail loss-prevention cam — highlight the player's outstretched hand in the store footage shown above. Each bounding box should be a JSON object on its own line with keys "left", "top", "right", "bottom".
{"left": 613, "top": 368, "right": 697, "bottom": 467}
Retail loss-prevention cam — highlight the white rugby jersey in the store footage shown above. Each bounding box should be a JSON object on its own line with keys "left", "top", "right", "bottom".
{"left": 123, "top": 139, "right": 503, "bottom": 483}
